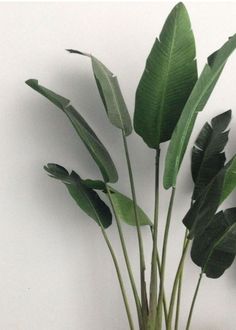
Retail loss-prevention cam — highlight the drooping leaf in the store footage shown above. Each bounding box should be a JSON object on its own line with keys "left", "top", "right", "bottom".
{"left": 81, "top": 178, "right": 152, "bottom": 226}
{"left": 108, "top": 187, "right": 153, "bottom": 226}
{"left": 191, "top": 208, "right": 236, "bottom": 278}
{"left": 26, "top": 79, "right": 118, "bottom": 183}
{"left": 164, "top": 34, "right": 236, "bottom": 189}
{"left": 44, "top": 164, "right": 112, "bottom": 228}
{"left": 183, "top": 155, "right": 236, "bottom": 238}
{"left": 67, "top": 49, "right": 132, "bottom": 136}
{"left": 134, "top": 2, "right": 197, "bottom": 148}
{"left": 191, "top": 110, "right": 231, "bottom": 200}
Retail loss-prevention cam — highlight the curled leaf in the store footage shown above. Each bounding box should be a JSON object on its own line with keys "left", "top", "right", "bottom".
{"left": 44, "top": 164, "right": 112, "bottom": 228}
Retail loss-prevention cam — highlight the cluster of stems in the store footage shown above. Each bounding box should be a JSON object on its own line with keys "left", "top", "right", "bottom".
{"left": 100, "top": 137, "right": 202, "bottom": 330}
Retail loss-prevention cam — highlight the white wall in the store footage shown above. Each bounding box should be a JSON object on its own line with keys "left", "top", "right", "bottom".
{"left": 1, "top": 2, "right": 236, "bottom": 329}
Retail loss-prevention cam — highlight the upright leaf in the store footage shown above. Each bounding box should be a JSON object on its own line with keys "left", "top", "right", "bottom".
{"left": 26, "top": 79, "right": 118, "bottom": 183}
{"left": 44, "top": 164, "right": 112, "bottom": 228}
{"left": 164, "top": 34, "right": 236, "bottom": 189}
{"left": 183, "top": 155, "right": 236, "bottom": 238}
{"left": 67, "top": 49, "right": 132, "bottom": 136}
{"left": 191, "top": 208, "right": 236, "bottom": 278}
{"left": 134, "top": 2, "right": 197, "bottom": 148}
{"left": 191, "top": 110, "right": 231, "bottom": 200}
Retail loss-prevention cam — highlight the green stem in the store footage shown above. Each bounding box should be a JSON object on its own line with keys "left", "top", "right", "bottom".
{"left": 156, "top": 187, "right": 176, "bottom": 329}
{"left": 148, "top": 149, "right": 160, "bottom": 330}
{"left": 150, "top": 226, "right": 168, "bottom": 327}
{"left": 167, "top": 239, "right": 190, "bottom": 330}
{"left": 99, "top": 224, "right": 134, "bottom": 330}
{"left": 122, "top": 132, "right": 148, "bottom": 327}
{"left": 174, "top": 229, "right": 188, "bottom": 330}
{"left": 185, "top": 273, "right": 203, "bottom": 330}
{"left": 106, "top": 184, "right": 143, "bottom": 328}
{"left": 157, "top": 247, "right": 168, "bottom": 328}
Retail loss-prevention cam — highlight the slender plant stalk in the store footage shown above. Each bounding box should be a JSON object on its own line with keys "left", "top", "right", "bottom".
{"left": 156, "top": 187, "right": 176, "bottom": 329}
{"left": 156, "top": 248, "right": 168, "bottom": 327}
{"left": 99, "top": 224, "right": 135, "bottom": 330}
{"left": 105, "top": 184, "right": 143, "bottom": 328}
{"left": 150, "top": 227, "right": 168, "bottom": 327}
{"left": 167, "top": 239, "right": 190, "bottom": 330}
{"left": 148, "top": 149, "right": 160, "bottom": 330}
{"left": 185, "top": 272, "right": 203, "bottom": 330}
{"left": 174, "top": 229, "right": 188, "bottom": 330}
{"left": 122, "top": 131, "right": 148, "bottom": 326}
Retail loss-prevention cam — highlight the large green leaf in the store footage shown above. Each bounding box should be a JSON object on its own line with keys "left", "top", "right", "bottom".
{"left": 67, "top": 49, "right": 132, "bottom": 136}
{"left": 191, "top": 110, "right": 231, "bottom": 200}
{"left": 191, "top": 208, "right": 236, "bottom": 278}
{"left": 183, "top": 155, "right": 236, "bottom": 238}
{"left": 134, "top": 2, "right": 197, "bottom": 148}
{"left": 26, "top": 79, "right": 118, "bottom": 183}
{"left": 81, "top": 179, "right": 152, "bottom": 226}
{"left": 164, "top": 34, "right": 236, "bottom": 189}
{"left": 44, "top": 164, "right": 112, "bottom": 228}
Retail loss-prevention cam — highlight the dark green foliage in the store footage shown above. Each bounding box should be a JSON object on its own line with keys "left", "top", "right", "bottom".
{"left": 191, "top": 110, "right": 231, "bottom": 200}
{"left": 183, "top": 155, "right": 236, "bottom": 238}
{"left": 191, "top": 208, "right": 236, "bottom": 278}
{"left": 44, "top": 164, "right": 112, "bottom": 228}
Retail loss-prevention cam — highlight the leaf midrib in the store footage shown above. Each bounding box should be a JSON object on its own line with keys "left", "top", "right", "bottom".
{"left": 155, "top": 9, "right": 178, "bottom": 144}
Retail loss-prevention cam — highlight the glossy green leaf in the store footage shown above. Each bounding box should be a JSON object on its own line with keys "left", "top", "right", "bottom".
{"left": 183, "top": 155, "right": 236, "bottom": 238}
{"left": 26, "top": 79, "right": 118, "bottom": 183}
{"left": 164, "top": 34, "right": 236, "bottom": 189}
{"left": 191, "top": 208, "right": 236, "bottom": 278}
{"left": 44, "top": 164, "right": 112, "bottom": 228}
{"left": 108, "top": 187, "right": 153, "bottom": 226}
{"left": 67, "top": 49, "right": 132, "bottom": 136}
{"left": 191, "top": 110, "right": 231, "bottom": 200}
{"left": 134, "top": 2, "right": 197, "bottom": 148}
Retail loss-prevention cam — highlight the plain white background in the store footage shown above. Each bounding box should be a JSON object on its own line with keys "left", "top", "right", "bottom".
{"left": 1, "top": 1, "right": 236, "bottom": 329}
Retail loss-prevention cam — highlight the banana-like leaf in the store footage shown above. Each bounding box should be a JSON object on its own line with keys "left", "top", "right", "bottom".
{"left": 67, "top": 49, "right": 132, "bottom": 136}
{"left": 164, "top": 34, "right": 236, "bottom": 189}
{"left": 191, "top": 208, "right": 236, "bottom": 278}
{"left": 134, "top": 2, "right": 197, "bottom": 148}
{"left": 183, "top": 155, "right": 236, "bottom": 238}
{"left": 44, "top": 164, "right": 112, "bottom": 228}
{"left": 26, "top": 79, "right": 118, "bottom": 183}
{"left": 191, "top": 110, "right": 231, "bottom": 200}
{"left": 81, "top": 179, "right": 152, "bottom": 226}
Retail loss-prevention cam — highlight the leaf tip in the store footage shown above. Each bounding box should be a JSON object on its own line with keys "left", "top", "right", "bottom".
{"left": 66, "top": 49, "right": 91, "bottom": 57}
{"left": 25, "top": 79, "right": 38, "bottom": 87}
